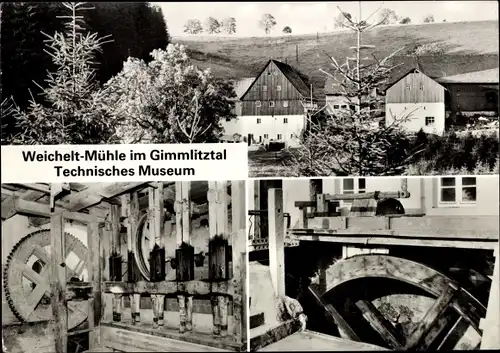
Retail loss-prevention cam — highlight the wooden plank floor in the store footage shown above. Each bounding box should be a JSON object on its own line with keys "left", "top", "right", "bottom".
{"left": 258, "top": 330, "right": 388, "bottom": 352}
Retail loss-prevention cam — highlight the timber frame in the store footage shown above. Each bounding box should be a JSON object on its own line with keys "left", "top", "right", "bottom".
{"left": 1, "top": 181, "right": 247, "bottom": 353}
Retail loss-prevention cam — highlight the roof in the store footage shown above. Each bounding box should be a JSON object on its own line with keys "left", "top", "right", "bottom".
{"left": 324, "top": 54, "right": 500, "bottom": 95}
{"left": 240, "top": 59, "right": 316, "bottom": 100}
{"left": 436, "top": 68, "right": 499, "bottom": 84}
{"left": 385, "top": 68, "right": 446, "bottom": 92}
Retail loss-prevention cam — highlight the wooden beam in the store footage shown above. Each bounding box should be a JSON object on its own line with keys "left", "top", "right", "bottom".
{"left": 355, "top": 300, "right": 404, "bottom": 349}
{"left": 324, "top": 191, "right": 410, "bottom": 201}
{"left": 104, "top": 280, "right": 233, "bottom": 296}
{"left": 12, "top": 183, "right": 51, "bottom": 194}
{"left": 268, "top": 188, "right": 285, "bottom": 297}
{"left": 250, "top": 319, "right": 301, "bottom": 351}
{"left": 65, "top": 182, "right": 148, "bottom": 212}
{"left": 50, "top": 213, "right": 68, "bottom": 353}
{"left": 1, "top": 196, "right": 104, "bottom": 224}
{"left": 308, "top": 285, "right": 361, "bottom": 342}
{"left": 405, "top": 284, "right": 457, "bottom": 349}
{"left": 87, "top": 217, "right": 100, "bottom": 350}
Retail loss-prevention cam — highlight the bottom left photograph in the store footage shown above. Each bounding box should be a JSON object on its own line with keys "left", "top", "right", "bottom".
{"left": 1, "top": 181, "right": 247, "bottom": 353}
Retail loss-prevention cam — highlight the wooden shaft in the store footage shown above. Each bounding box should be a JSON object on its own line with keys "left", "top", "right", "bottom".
{"left": 218, "top": 296, "right": 229, "bottom": 337}
{"left": 178, "top": 294, "right": 187, "bottom": 333}
{"left": 211, "top": 296, "right": 221, "bottom": 335}
{"left": 152, "top": 295, "right": 159, "bottom": 329}
{"left": 325, "top": 191, "right": 410, "bottom": 201}
{"left": 112, "top": 294, "right": 122, "bottom": 322}
{"left": 186, "top": 296, "right": 193, "bottom": 331}
{"left": 157, "top": 295, "right": 165, "bottom": 327}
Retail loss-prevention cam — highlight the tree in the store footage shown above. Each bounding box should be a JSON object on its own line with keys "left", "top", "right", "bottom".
{"left": 204, "top": 16, "right": 220, "bottom": 34}
{"left": 399, "top": 17, "right": 411, "bottom": 24}
{"left": 259, "top": 13, "right": 276, "bottom": 34}
{"left": 378, "top": 8, "right": 399, "bottom": 25}
{"left": 103, "top": 43, "right": 236, "bottom": 143}
{"left": 423, "top": 14, "right": 435, "bottom": 23}
{"left": 413, "top": 43, "right": 445, "bottom": 55}
{"left": 221, "top": 17, "right": 236, "bottom": 34}
{"left": 183, "top": 18, "right": 203, "bottom": 34}
{"left": 286, "top": 6, "right": 421, "bottom": 176}
{"left": 6, "top": 2, "right": 116, "bottom": 145}
{"left": 282, "top": 26, "right": 292, "bottom": 34}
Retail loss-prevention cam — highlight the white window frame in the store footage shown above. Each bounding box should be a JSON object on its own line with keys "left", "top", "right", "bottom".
{"left": 341, "top": 104, "right": 348, "bottom": 109}
{"left": 425, "top": 116, "right": 435, "bottom": 126}
{"left": 262, "top": 85, "right": 267, "bottom": 91}
{"left": 277, "top": 85, "right": 282, "bottom": 91}
{"left": 341, "top": 178, "right": 366, "bottom": 205}
{"left": 283, "top": 118, "right": 288, "bottom": 124}
{"left": 333, "top": 104, "right": 339, "bottom": 109}
{"left": 283, "top": 100, "right": 289, "bottom": 108}
{"left": 269, "top": 101, "right": 275, "bottom": 107}
{"left": 263, "top": 134, "right": 269, "bottom": 139}
{"left": 256, "top": 101, "right": 261, "bottom": 108}
{"left": 277, "top": 133, "right": 282, "bottom": 140}
{"left": 438, "top": 176, "right": 477, "bottom": 207}
{"left": 257, "top": 118, "right": 261, "bottom": 124}
{"left": 406, "top": 85, "right": 412, "bottom": 90}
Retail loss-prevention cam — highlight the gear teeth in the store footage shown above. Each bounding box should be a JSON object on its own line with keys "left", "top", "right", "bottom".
{"left": 3, "top": 229, "right": 88, "bottom": 328}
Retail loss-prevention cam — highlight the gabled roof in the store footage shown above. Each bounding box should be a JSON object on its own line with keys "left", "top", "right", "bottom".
{"left": 436, "top": 68, "right": 499, "bottom": 84}
{"left": 324, "top": 54, "right": 500, "bottom": 94}
{"left": 240, "top": 59, "right": 314, "bottom": 100}
{"left": 385, "top": 68, "right": 446, "bottom": 91}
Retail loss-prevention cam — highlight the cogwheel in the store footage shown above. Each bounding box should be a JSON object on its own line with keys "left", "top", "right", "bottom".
{"left": 3, "top": 229, "right": 89, "bottom": 330}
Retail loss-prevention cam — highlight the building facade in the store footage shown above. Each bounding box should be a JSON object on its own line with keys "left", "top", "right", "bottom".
{"left": 222, "top": 60, "right": 317, "bottom": 147}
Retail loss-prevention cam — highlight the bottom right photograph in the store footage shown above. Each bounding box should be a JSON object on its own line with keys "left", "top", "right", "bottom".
{"left": 247, "top": 176, "right": 499, "bottom": 352}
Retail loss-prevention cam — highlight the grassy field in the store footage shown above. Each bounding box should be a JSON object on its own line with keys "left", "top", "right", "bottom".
{"left": 174, "top": 20, "right": 499, "bottom": 95}
{"left": 248, "top": 150, "right": 295, "bottom": 178}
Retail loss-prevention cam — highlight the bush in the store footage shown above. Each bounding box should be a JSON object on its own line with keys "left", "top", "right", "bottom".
{"left": 405, "top": 129, "right": 499, "bottom": 174}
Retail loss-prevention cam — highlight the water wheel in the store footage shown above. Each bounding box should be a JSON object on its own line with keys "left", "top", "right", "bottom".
{"left": 3, "top": 229, "right": 89, "bottom": 330}
{"left": 309, "top": 254, "right": 488, "bottom": 351}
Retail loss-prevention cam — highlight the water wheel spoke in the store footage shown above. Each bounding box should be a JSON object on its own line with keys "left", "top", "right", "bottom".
{"left": 21, "top": 262, "right": 50, "bottom": 287}
{"left": 25, "top": 284, "right": 51, "bottom": 316}
{"left": 68, "top": 301, "right": 87, "bottom": 315}
{"left": 308, "top": 285, "right": 361, "bottom": 342}
{"left": 437, "top": 316, "right": 470, "bottom": 350}
{"left": 355, "top": 300, "right": 405, "bottom": 350}
{"left": 404, "top": 283, "right": 458, "bottom": 350}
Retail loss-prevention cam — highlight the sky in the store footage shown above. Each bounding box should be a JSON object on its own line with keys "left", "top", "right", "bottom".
{"left": 153, "top": 1, "right": 499, "bottom": 37}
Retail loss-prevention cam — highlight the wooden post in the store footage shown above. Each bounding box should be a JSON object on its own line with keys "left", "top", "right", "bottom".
{"left": 126, "top": 192, "right": 141, "bottom": 324}
{"left": 101, "top": 209, "right": 113, "bottom": 323}
{"left": 154, "top": 183, "right": 166, "bottom": 327}
{"left": 110, "top": 204, "right": 122, "bottom": 322}
{"left": 268, "top": 188, "right": 285, "bottom": 297}
{"left": 253, "top": 180, "right": 261, "bottom": 239}
{"left": 231, "top": 181, "right": 247, "bottom": 341}
{"left": 87, "top": 216, "right": 99, "bottom": 350}
{"left": 310, "top": 180, "right": 326, "bottom": 292}
{"left": 175, "top": 182, "right": 194, "bottom": 333}
{"left": 51, "top": 212, "right": 68, "bottom": 353}
{"left": 208, "top": 181, "right": 221, "bottom": 335}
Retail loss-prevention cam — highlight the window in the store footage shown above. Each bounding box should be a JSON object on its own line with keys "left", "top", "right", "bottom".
{"left": 256, "top": 101, "right": 261, "bottom": 107}
{"left": 259, "top": 136, "right": 262, "bottom": 142}
{"left": 341, "top": 105, "right": 348, "bottom": 109}
{"left": 341, "top": 178, "right": 366, "bottom": 204}
{"left": 283, "top": 101, "right": 289, "bottom": 107}
{"left": 406, "top": 85, "right": 412, "bottom": 90}
{"left": 277, "top": 134, "right": 282, "bottom": 140}
{"left": 264, "top": 134, "right": 269, "bottom": 139}
{"left": 419, "top": 85, "right": 424, "bottom": 90}
{"left": 257, "top": 118, "right": 261, "bottom": 124}
{"left": 263, "top": 85, "right": 267, "bottom": 91}
{"left": 425, "top": 116, "right": 435, "bottom": 126}
{"left": 333, "top": 104, "right": 340, "bottom": 109}
{"left": 277, "top": 85, "right": 282, "bottom": 91}
{"left": 290, "top": 134, "right": 294, "bottom": 138}
{"left": 439, "top": 177, "right": 476, "bottom": 205}
{"left": 273, "top": 71, "right": 278, "bottom": 76}
{"left": 269, "top": 101, "right": 275, "bottom": 107}
{"left": 283, "top": 118, "right": 288, "bottom": 124}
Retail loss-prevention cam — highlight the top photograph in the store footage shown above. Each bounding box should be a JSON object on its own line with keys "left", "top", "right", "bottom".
{"left": 1, "top": 1, "right": 498, "bottom": 177}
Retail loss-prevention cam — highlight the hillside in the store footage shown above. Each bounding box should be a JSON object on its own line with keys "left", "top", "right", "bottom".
{"left": 174, "top": 20, "right": 499, "bottom": 97}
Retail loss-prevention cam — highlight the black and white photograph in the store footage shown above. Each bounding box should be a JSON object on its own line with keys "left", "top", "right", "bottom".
{"left": 247, "top": 176, "right": 499, "bottom": 351}
{"left": 1, "top": 1, "right": 498, "bottom": 178}
{"left": 1, "top": 181, "right": 247, "bottom": 353}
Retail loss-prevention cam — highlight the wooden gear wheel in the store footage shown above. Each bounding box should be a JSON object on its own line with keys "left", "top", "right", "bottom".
{"left": 3, "top": 230, "right": 89, "bottom": 330}
{"left": 313, "top": 254, "right": 489, "bottom": 351}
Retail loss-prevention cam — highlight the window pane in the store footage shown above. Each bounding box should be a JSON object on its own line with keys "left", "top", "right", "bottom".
{"left": 441, "top": 177, "right": 456, "bottom": 187}
{"left": 343, "top": 179, "right": 354, "bottom": 191}
{"left": 462, "top": 177, "right": 476, "bottom": 186}
{"left": 358, "top": 178, "right": 366, "bottom": 189}
{"left": 462, "top": 187, "right": 477, "bottom": 202}
{"left": 441, "top": 188, "right": 456, "bottom": 202}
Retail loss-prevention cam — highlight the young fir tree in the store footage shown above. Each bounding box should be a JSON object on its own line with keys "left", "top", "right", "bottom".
{"left": 287, "top": 4, "right": 422, "bottom": 176}
{"left": 8, "top": 2, "right": 116, "bottom": 145}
